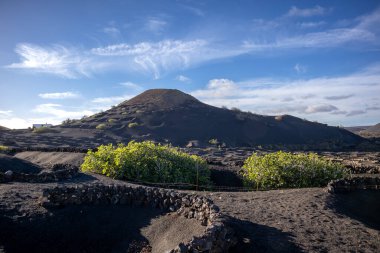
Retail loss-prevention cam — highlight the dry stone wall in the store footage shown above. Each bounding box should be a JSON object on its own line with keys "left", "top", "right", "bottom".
{"left": 40, "top": 184, "right": 235, "bottom": 253}
{"left": 0, "top": 164, "right": 78, "bottom": 183}
{"left": 327, "top": 177, "right": 380, "bottom": 193}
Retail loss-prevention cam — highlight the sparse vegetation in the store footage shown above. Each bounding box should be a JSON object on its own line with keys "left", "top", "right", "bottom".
{"left": 96, "top": 123, "right": 107, "bottom": 130}
{"left": 128, "top": 122, "right": 139, "bottom": 128}
{"left": 231, "top": 107, "right": 242, "bottom": 112}
{"left": 32, "top": 127, "right": 58, "bottom": 134}
{"left": 62, "top": 118, "right": 76, "bottom": 124}
{"left": 81, "top": 141, "right": 210, "bottom": 185}
{"left": 242, "top": 151, "right": 348, "bottom": 189}
{"left": 208, "top": 138, "right": 219, "bottom": 145}
{"left": 0, "top": 145, "right": 9, "bottom": 152}
{"left": 108, "top": 118, "right": 117, "bottom": 123}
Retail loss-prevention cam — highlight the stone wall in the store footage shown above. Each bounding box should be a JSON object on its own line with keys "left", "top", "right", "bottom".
{"left": 40, "top": 184, "right": 235, "bottom": 253}
{"left": 327, "top": 177, "right": 380, "bottom": 193}
{"left": 0, "top": 164, "right": 78, "bottom": 183}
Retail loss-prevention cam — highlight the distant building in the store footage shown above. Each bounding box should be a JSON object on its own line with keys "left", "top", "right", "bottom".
{"left": 32, "top": 123, "right": 52, "bottom": 129}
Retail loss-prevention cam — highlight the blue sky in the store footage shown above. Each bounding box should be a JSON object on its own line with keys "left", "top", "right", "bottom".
{"left": 1, "top": 0, "right": 380, "bottom": 129}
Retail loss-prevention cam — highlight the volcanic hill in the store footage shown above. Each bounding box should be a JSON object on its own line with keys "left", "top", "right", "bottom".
{"left": 61, "top": 89, "right": 362, "bottom": 148}
{"left": 345, "top": 123, "right": 380, "bottom": 138}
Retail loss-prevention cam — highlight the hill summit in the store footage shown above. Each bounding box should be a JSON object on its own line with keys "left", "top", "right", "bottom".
{"left": 121, "top": 89, "right": 203, "bottom": 109}
{"left": 65, "top": 88, "right": 363, "bottom": 148}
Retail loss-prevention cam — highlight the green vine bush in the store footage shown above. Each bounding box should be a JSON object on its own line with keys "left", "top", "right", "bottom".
{"left": 242, "top": 151, "right": 348, "bottom": 189}
{"left": 81, "top": 141, "right": 210, "bottom": 185}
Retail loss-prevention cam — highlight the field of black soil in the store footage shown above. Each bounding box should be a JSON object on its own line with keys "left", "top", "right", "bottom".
{"left": 1, "top": 149, "right": 379, "bottom": 252}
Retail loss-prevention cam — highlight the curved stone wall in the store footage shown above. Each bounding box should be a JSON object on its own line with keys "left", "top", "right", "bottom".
{"left": 39, "top": 184, "right": 235, "bottom": 252}
{"left": 327, "top": 177, "right": 380, "bottom": 193}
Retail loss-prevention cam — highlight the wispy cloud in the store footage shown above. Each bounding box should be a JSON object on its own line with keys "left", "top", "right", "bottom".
{"left": 286, "top": 5, "right": 329, "bottom": 18}
{"left": 305, "top": 104, "right": 338, "bottom": 113}
{"left": 298, "top": 21, "right": 327, "bottom": 29}
{"left": 103, "top": 27, "right": 121, "bottom": 38}
{"left": 120, "top": 81, "right": 143, "bottom": 90}
{"left": 6, "top": 43, "right": 91, "bottom": 78}
{"left": 294, "top": 63, "right": 307, "bottom": 74}
{"left": 91, "top": 39, "right": 244, "bottom": 79}
{"left": 33, "top": 103, "right": 94, "bottom": 118}
{"left": 38, "top": 91, "right": 80, "bottom": 99}
{"left": 145, "top": 17, "right": 167, "bottom": 34}
{"left": 180, "top": 5, "right": 204, "bottom": 17}
{"left": 176, "top": 75, "right": 191, "bottom": 83}
{"left": 191, "top": 64, "right": 380, "bottom": 125}
{"left": 246, "top": 8, "right": 380, "bottom": 50}
{"left": 0, "top": 110, "right": 12, "bottom": 116}
{"left": 6, "top": 8, "right": 380, "bottom": 80}
{"left": 325, "top": 94, "right": 354, "bottom": 100}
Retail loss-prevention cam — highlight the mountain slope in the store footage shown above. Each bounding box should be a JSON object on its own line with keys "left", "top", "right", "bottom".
{"left": 63, "top": 89, "right": 363, "bottom": 147}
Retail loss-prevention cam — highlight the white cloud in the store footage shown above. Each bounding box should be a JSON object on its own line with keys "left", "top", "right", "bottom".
{"left": 299, "top": 21, "right": 327, "bottom": 29}
{"left": 6, "top": 9, "right": 380, "bottom": 80}
{"left": 176, "top": 75, "right": 191, "bottom": 83}
{"left": 180, "top": 5, "right": 204, "bottom": 16}
{"left": 91, "top": 39, "right": 244, "bottom": 79}
{"left": 0, "top": 110, "right": 12, "bottom": 116}
{"left": 294, "top": 63, "right": 306, "bottom": 74}
{"left": 120, "top": 82, "right": 142, "bottom": 90}
{"left": 0, "top": 117, "right": 32, "bottom": 129}
{"left": 286, "top": 5, "right": 328, "bottom": 17}
{"left": 91, "top": 95, "right": 133, "bottom": 105}
{"left": 191, "top": 64, "right": 380, "bottom": 125}
{"left": 305, "top": 104, "right": 338, "bottom": 114}
{"left": 103, "top": 27, "right": 121, "bottom": 37}
{"left": 325, "top": 94, "right": 354, "bottom": 100}
{"left": 245, "top": 8, "right": 380, "bottom": 50}
{"left": 38, "top": 91, "right": 80, "bottom": 99}
{"left": 145, "top": 17, "right": 167, "bottom": 34}
{"left": 33, "top": 103, "right": 94, "bottom": 119}
{"left": 6, "top": 43, "right": 90, "bottom": 78}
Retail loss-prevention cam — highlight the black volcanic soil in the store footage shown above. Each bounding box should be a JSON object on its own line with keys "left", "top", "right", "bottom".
{"left": 0, "top": 89, "right": 366, "bottom": 149}
{"left": 1, "top": 173, "right": 379, "bottom": 253}
{"left": 0, "top": 174, "right": 205, "bottom": 253}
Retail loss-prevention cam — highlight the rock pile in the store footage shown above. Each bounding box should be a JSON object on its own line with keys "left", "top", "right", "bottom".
{"left": 40, "top": 184, "right": 235, "bottom": 252}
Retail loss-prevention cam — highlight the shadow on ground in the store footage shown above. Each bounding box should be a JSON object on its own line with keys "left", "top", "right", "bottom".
{"left": 0, "top": 205, "right": 162, "bottom": 253}
{"left": 226, "top": 216, "right": 303, "bottom": 253}
{"left": 326, "top": 190, "right": 380, "bottom": 230}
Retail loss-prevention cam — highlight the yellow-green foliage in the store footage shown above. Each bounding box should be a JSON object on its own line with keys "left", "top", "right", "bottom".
{"left": 96, "top": 123, "right": 107, "bottom": 130}
{"left": 128, "top": 122, "right": 139, "bottom": 128}
{"left": 242, "top": 151, "right": 348, "bottom": 189}
{"left": 32, "top": 127, "right": 58, "bottom": 134}
{"left": 81, "top": 141, "right": 210, "bottom": 185}
{"left": 108, "top": 119, "right": 117, "bottom": 123}
{"left": 0, "top": 145, "right": 8, "bottom": 152}
{"left": 208, "top": 139, "right": 218, "bottom": 145}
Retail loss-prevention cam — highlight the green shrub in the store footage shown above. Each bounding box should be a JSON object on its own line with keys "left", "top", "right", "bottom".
{"left": 32, "top": 127, "right": 58, "bottom": 134}
{"left": 108, "top": 118, "right": 117, "bottom": 123}
{"left": 242, "top": 151, "right": 348, "bottom": 189}
{"left": 128, "top": 122, "right": 139, "bottom": 128}
{"left": 96, "top": 123, "right": 107, "bottom": 130}
{"left": 0, "top": 145, "right": 8, "bottom": 152}
{"left": 208, "top": 138, "right": 218, "bottom": 145}
{"left": 81, "top": 141, "right": 210, "bottom": 185}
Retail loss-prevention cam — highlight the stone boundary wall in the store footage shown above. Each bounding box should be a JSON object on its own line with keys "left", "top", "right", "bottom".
{"left": 40, "top": 184, "right": 235, "bottom": 253}
{"left": 0, "top": 165, "right": 78, "bottom": 183}
{"left": 327, "top": 177, "right": 380, "bottom": 193}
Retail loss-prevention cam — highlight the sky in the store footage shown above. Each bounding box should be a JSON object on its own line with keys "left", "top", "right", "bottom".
{"left": 1, "top": 0, "right": 380, "bottom": 129}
